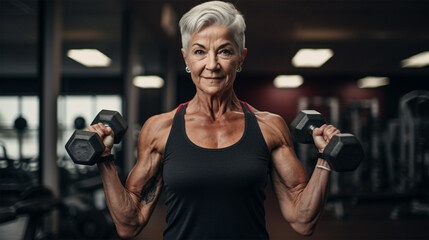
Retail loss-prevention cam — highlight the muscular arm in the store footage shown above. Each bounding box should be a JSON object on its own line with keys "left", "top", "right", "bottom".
{"left": 258, "top": 113, "right": 332, "bottom": 236}
{"left": 97, "top": 114, "right": 171, "bottom": 239}
{"left": 271, "top": 145, "right": 330, "bottom": 236}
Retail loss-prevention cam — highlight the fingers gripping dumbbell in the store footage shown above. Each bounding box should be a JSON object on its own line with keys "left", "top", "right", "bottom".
{"left": 290, "top": 110, "right": 364, "bottom": 172}
{"left": 65, "top": 110, "right": 128, "bottom": 165}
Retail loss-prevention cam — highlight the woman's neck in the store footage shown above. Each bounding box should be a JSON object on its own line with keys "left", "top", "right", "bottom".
{"left": 188, "top": 90, "right": 242, "bottom": 120}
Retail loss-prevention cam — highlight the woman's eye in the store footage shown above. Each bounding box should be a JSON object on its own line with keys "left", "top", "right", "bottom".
{"left": 219, "top": 49, "right": 232, "bottom": 55}
{"left": 194, "top": 50, "right": 204, "bottom": 55}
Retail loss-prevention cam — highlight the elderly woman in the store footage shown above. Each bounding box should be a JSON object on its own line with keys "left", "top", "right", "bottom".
{"left": 91, "top": 1, "right": 339, "bottom": 239}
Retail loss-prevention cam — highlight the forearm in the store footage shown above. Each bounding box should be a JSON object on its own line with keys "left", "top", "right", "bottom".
{"left": 97, "top": 161, "right": 144, "bottom": 238}
{"left": 291, "top": 158, "right": 331, "bottom": 234}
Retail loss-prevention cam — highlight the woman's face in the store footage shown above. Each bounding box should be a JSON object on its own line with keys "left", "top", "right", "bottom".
{"left": 182, "top": 25, "right": 247, "bottom": 97}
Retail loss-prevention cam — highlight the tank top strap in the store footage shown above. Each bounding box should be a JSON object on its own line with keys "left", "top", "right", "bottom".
{"left": 164, "top": 103, "right": 188, "bottom": 157}
{"left": 176, "top": 101, "right": 189, "bottom": 113}
{"left": 240, "top": 101, "right": 270, "bottom": 156}
{"left": 240, "top": 101, "right": 253, "bottom": 114}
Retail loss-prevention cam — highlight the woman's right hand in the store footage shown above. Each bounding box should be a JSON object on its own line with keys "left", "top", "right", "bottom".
{"left": 87, "top": 123, "right": 115, "bottom": 156}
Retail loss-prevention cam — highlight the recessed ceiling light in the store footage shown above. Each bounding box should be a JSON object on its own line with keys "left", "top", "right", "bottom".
{"left": 401, "top": 51, "right": 429, "bottom": 68}
{"left": 133, "top": 75, "right": 165, "bottom": 89}
{"left": 67, "top": 49, "right": 112, "bottom": 67}
{"left": 357, "top": 76, "right": 389, "bottom": 88}
{"left": 273, "top": 75, "right": 304, "bottom": 88}
{"left": 292, "top": 48, "right": 333, "bottom": 68}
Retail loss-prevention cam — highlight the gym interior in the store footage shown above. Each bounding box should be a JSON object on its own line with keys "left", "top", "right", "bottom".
{"left": 0, "top": 0, "right": 428, "bottom": 239}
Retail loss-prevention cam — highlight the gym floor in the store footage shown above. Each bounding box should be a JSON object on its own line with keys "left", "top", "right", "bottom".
{"left": 0, "top": 188, "right": 428, "bottom": 240}
{"left": 266, "top": 202, "right": 429, "bottom": 240}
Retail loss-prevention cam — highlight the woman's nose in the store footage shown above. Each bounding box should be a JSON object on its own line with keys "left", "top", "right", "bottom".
{"left": 205, "top": 53, "right": 220, "bottom": 71}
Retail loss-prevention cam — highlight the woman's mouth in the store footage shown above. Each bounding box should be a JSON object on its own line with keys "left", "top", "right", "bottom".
{"left": 202, "top": 76, "right": 224, "bottom": 81}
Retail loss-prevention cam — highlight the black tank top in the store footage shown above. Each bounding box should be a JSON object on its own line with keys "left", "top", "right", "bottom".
{"left": 163, "top": 102, "right": 271, "bottom": 240}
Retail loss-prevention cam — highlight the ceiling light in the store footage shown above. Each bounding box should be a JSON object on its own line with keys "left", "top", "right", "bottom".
{"left": 357, "top": 76, "right": 389, "bottom": 88}
{"left": 67, "top": 49, "right": 112, "bottom": 67}
{"left": 133, "top": 75, "right": 165, "bottom": 89}
{"left": 273, "top": 75, "right": 304, "bottom": 88}
{"left": 401, "top": 51, "right": 429, "bottom": 68}
{"left": 292, "top": 48, "right": 333, "bottom": 68}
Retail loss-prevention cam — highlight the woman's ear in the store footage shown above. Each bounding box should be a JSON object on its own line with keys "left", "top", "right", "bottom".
{"left": 181, "top": 48, "right": 188, "bottom": 66}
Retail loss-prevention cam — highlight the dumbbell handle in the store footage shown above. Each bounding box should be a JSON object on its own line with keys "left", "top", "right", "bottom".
{"left": 90, "top": 109, "right": 128, "bottom": 144}
{"left": 308, "top": 124, "right": 358, "bottom": 141}
{"left": 308, "top": 124, "right": 317, "bottom": 133}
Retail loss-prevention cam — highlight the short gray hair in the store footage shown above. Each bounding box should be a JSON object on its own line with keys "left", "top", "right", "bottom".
{"left": 179, "top": 1, "right": 246, "bottom": 54}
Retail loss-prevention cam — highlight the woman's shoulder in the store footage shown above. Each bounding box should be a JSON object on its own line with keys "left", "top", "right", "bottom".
{"left": 138, "top": 108, "right": 178, "bottom": 152}
{"left": 143, "top": 108, "right": 177, "bottom": 131}
{"left": 244, "top": 103, "right": 292, "bottom": 150}
{"left": 254, "top": 111, "right": 288, "bottom": 135}
{"left": 244, "top": 103, "right": 286, "bottom": 125}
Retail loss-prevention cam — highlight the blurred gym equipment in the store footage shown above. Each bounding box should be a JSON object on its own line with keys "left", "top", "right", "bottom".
{"left": 0, "top": 141, "right": 60, "bottom": 240}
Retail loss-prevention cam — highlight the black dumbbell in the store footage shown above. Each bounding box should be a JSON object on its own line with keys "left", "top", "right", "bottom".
{"left": 65, "top": 110, "right": 128, "bottom": 165}
{"left": 290, "top": 110, "right": 364, "bottom": 172}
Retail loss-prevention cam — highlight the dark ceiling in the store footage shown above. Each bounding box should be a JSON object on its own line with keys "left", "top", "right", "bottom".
{"left": 1, "top": 0, "right": 428, "bottom": 83}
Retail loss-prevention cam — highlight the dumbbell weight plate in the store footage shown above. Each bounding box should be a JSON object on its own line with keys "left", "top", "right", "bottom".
{"left": 65, "top": 131, "right": 105, "bottom": 165}
{"left": 323, "top": 133, "right": 364, "bottom": 172}
{"left": 290, "top": 110, "right": 327, "bottom": 143}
